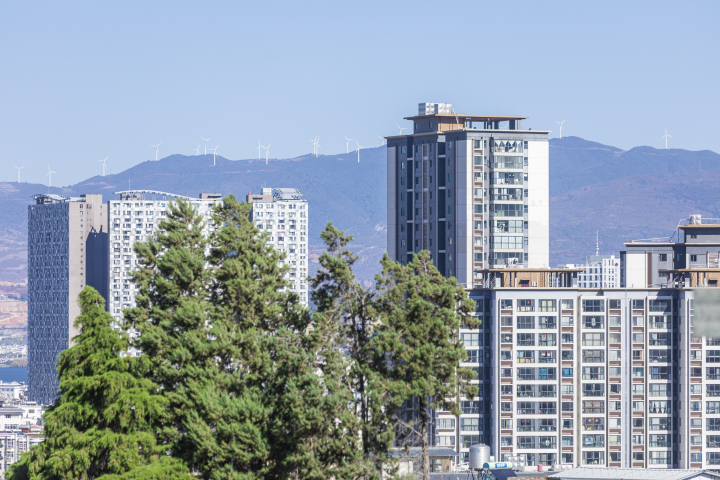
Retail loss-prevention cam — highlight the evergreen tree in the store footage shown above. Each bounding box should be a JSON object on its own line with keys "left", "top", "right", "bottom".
{"left": 7, "top": 287, "right": 192, "bottom": 480}
{"left": 123, "top": 198, "right": 214, "bottom": 472}
{"left": 373, "top": 251, "right": 478, "bottom": 480}
{"left": 309, "top": 222, "right": 394, "bottom": 478}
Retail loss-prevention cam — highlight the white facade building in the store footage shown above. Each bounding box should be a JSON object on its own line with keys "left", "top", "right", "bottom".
{"left": 247, "top": 188, "right": 309, "bottom": 306}
{"left": 108, "top": 191, "right": 222, "bottom": 340}
{"left": 567, "top": 255, "right": 621, "bottom": 289}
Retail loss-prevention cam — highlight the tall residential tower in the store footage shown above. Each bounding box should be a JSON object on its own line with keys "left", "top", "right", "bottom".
{"left": 27, "top": 194, "right": 108, "bottom": 405}
{"left": 386, "top": 103, "right": 549, "bottom": 288}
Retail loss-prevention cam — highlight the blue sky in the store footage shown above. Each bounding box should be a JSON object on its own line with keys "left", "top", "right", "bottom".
{"left": 2, "top": 0, "right": 718, "bottom": 186}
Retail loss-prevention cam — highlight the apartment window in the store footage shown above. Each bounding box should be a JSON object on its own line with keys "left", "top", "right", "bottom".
{"left": 460, "top": 418, "right": 479, "bottom": 431}
{"left": 708, "top": 350, "right": 720, "bottom": 363}
{"left": 582, "top": 349, "right": 604, "bottom": 363}
{"left": 632, "top": 350, "right": 644, "bottom": 361}
{"left": 436, "top": 435, "right": 455, "bottom": 446}
{"left": 582, "top": 400, "right": 604, "bottom": 414}
{"left": 582, "top": 451, "right": 604, "bottom": 465}
{"left": 517, "top": 385, "right": 535, "bottom": 397}
{"left": 649, "top": 349, "right": 669, "bottom": 363}
{"left": 562, "top": 436, "right": 573, "bottom": 447}
{"left": 609, "top": 349, "right": 621, "bottom": 360}
{"left": 538, "top": 333, "right": 556, "bottom": 346}
{"left": 691, "top": 254, "right": 698, "bottom": 262}
{"left": 436, "top": 418, "right": 455, "bottom": 429}
{"left": 583, "top": 316, "right": 604, "bottom": 329}
{"left": 561, "top": 316, "right": 573, "bottom": 326}
{"left": 649, "top": 332, "right": 671, "bottom": 346}
{"left": 517, "top": 316, "right": 534, "bottom": 329}
{"left": 562, "top": 368, "right": 573, "bottom": 378}
{"left": 633, "top": 418, "right": 644, "bottom": 428}
{"left": 500, "top": 316, "right": 513, "bottom": 327}
{"left": 649, "top": 417, "right": 670, "bottom": 431}
{"left": 517, "top": 333, "right": 534, "bottom": 346}
{"left": 632, "top": 333, "right": 644, "bottom": 344}
{"left": 538, "top": 300, "right": 556, "bottom": 312}
{"left": 649, "top": 384, "right": 670, "bottom": 397}
{"left": 633, "top": 384, "right": 644, "bottom": 394}
{"left": 609, "top": 299, "right": 621, "bottom": 309}
{"left": 562, "top": 333, "right": 573, "bottom": 344}
{"left": 518, "top": 368, "right": 535, "bottom": 380}
{"left": 538, "top": 350, "right": 556, "bottom": 363}
{"left": 562, "top": 350, "right": 574, "bottom": 360}
{"left": 633, "top": 434, "right": 644, "bottom": 445}
{"left": 500, "top": 334, "right": 512, "bottom": 343}
{"left": 517, "top": 350, "right": 534, "bottom": 363}
{"left": 609, "top": 332, "right": 622, "bottom": 343}
{"left": 582, "top": 299, "right": 604, "bottom": 312}
{"left": 500, "top": 419, "right": 513, "bottom": 429}
{"left": 708, "top": 402, "right": 720, "bottom": 414}
{"left": 632, "top": 299, "right": 644, "bottom": 310}
{"left": 518, "top": 299, "right": 535, "bottom": 312}
{"left": 633, "top": 367, "right": 644, "bottom": 377}
{"left": 582, "top": 367, "right": 605, "bottom": 380}
{"left": 582, "top": 384, "right": 604, "bottom": 397}
{"left": 649, "top": 401, "right": 671, "bottom": 414}
{"left": 563, "top": 418, "right": 574, "bottom": 429}
{"left": 582, "top": 333, "right": 604, "bottom": 346}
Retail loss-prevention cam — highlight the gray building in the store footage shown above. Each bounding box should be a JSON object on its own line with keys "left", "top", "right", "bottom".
{"left": 27, "top": 194, "right": 108, "bottom": 405}
{"left": 386, "top": 103, "right": 550, "bottom": 289}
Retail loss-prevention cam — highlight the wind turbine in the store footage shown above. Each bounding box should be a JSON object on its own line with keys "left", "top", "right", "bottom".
{"left": 377, "top": 135, "right": 386, "bottom": 146}
{"left": 46, "top": 165, "right": 57, "bottom": 192}
{"left": 309, "top": 135, "right": 319, "bottom": 155}
{"left": 210, "top": 145, "right": 219, "bottom": 166}
{"left": 150, "top": 143, "right": 161, "bottom": 161}
{"left": 315, "top": 139, "right": 322, "bottom": 157}
{"left": 265, "top": 143, "right": 272, "bottom": 164}
{"left": 13, "top": 166, "right": 24, "bottom": 183}
{"left": 98, "top": 156, "right": 108, "bottom": 176}
{"left": 356, "top": 140, "right": 365, "bottom": 163}
{"left": 257, "top": 140, "right": 266, "bottom": 160}
{"left": 396, "top": 124, "right": 407, "bottom": 135}
{"left": 344, "top": 135, "right": 354, "bottom": 154}
{"left": 661, "top": 127, "right": 672, "bottom": 149}
{"left": 556, "top": 120, "right": 565, "bottom": 139}
{"left": 194, "top": 144, "right": 200, "bottom": 156}
{"left": 201, "top": 137, "right": 211, "bottom": 155}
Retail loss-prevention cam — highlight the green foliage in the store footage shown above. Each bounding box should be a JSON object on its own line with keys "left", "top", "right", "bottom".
{"left": 374, "top": 251, "right": 477, "bottom": 480}
{"left": 309, "top": 222, "right": 394, "bottom": 478}
{"left": 7, "top": 286, "right": 192, "bottom": 480}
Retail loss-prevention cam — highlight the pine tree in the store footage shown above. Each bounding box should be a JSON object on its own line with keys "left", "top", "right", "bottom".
{"left": 309, "top": 222, "right": 394, "bottom": 478}
{"left": 123, "top": 198, "right": 214, "bottom": 472}
{"left": 7, "top": 286, "right": 192, "bottom": 480}
{"left": 373, "top": 251, "right": 478, "bottom": 480}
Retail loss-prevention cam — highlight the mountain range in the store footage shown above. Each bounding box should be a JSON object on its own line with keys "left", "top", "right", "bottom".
{"left": 1, "top": 136, "right": 719, "bottom": 285}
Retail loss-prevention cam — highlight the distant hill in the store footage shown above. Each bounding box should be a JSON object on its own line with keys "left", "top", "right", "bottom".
{"left": 2, "top": 137, "right": 719, "bottom": 285}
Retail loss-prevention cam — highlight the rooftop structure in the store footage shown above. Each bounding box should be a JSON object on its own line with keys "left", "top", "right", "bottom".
{"left": 547, "top": 467, "right": 720, "bottom": 480}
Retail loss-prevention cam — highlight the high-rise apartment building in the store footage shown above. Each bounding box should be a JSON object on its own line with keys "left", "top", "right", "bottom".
{"left": 28, "top": 190, "right": 222, "bottom": 402}
{"left": 428, "top": 216, "right": 720, "bottom": 471}
{"left": 386, "top": 104, "right": 550, "bottom": 288}
{"left": 247, "top": 187, "right": 309, "bottom": 306}
{"left": 107, "top": 191, "right": 222, "bottom": 331}
{"left": 27, "top": 194, "right": 108, "bottom": 405}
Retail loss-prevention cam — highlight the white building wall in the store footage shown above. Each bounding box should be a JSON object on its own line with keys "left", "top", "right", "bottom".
{"left": 626, "top": 253, "right": 648, "bottom": 288}
{"left": 527, "top": 140, "right": 549, "bottom": 268}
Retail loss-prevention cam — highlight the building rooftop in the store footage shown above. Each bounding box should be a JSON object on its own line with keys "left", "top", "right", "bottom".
{"left": 547, "top": 467, "right": 720, "bottom": 480}
{"left": 404, "top": 113, "right": 529, "bottom": 122}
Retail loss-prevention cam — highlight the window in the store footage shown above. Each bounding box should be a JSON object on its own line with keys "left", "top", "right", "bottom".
{"left": 582, "top": 400, "right": 604, "bottom": 414}
{"left": 633, "top": 418, "right": 644, "bottom": 428}
{"left": 562, "top": 368, "right": 573, "bottom": 378}
{"left": 562, "top": 350, "right": 574, "bottom": 360}
{"left": 609, "top": 299, "right": 621, "bottom": 309}
{"left": 517, "top": 385, "right": 535, "bottom": 397}
{"left": 609, "top": 452, "right": 621, "bottom": 462}
{"left": 609, "top": 401, "right": 621, "bottom": 412}
{"left": 649, "top": 400, "right": 671, "bottom": 414}
{"left": 708, "top": 402, "right": 720, "bottom": 414}
{"left": 650, "top": 384, "right": 670, "bottom": 397}
{"left": 582, "top": 367, "right": 605, "bottom": 380}
{"left": 562, "top": 453, "right": 574, "bottom": 465}
{"left": 500, "top": 350, "right": 512, "bottom": 360}
{"left": 583, "top": 316, "right": 604, "bottom": 329}
{"left": 562, "top": 436, "right": 573, "bottom": 447}
{"left": 582, "top": 300, "right": 604, "bottom": 312}
{"left": 562, "top": 402, "right": 574, "bottom": 412}
{"left": 538, "top": 333, "right": 556, "bottom": 346}
{"left": 517, "top": 316, "right": 534, "bottom": 329}
{"left": 649, "top": 349, "right": 669, "bottom": 363}
{"left": 609, "top": 350, "right": 621, "bottom": 360}
{"left": 582, "top": 384, "right": 604, "bottom": 397}
{"left": 460, "top": 418, "right": 479, "bottom": 431}
{"left": 633, "top": 367, "right": 644, "bottom": 377}
{"left": 691, "top": 453, "right": 702, "bottom": 463}
{"left": 538, "top": 300, "right": 556, "bottom": 312}
{"left": 609, "top": 367, "right": 621, "bottom": 377}
{"left": 563, "top": 419, "right": 574, "bottom": 430}
{"left": 538, "top": 369, "right": 557, "bottom": 382}
{"left": 500, "top": 333, "right": 512, "bottom": 343}
{"left": 649, "top": 434, "right": 671, "bottom": 447}
{"left": 709, "top": 350, "right": 720, "bottom": 363}
{"left": 561, "top": 316, "right": 573, "bottom": 326}
{"left": 633, "top": 401, "right": 644, "bottom": 412}
{"left": 518, "top": 368, "right": 535, "bottom": 380}
{"left": 709, "top": 453, "right": 720, "bottom": 465}
{"left": 436, "top": 435, "right": 455, "bottom": 446}
{"left": 609, "top": 332, "right": 622, "bottom": 343}
{"left": 583, "top": 434, "right": 604, "bottom": 448}
{"left": 649, "top": 451, "right": 671, "bottom": 465}
{"left": 464, "top": 350, "right": 479, "bottom": 363}
{"left": 460, "top": 401, "right": 481, "bottom": 414}
{"left": 517, "top": 350, "right": 535, "bottom": 363}
{"left": 649, "top": 332, "right": 671, "bottom": 346}
{"left": 517, "top": 333, "right": 534, "bottom": 346}
{"left": 582, "top": 451, "right": 604, "bottom": 465}
{"left": 518, "top": 299, "right": 534, "bottom": 312}
{"left": 633, "top": 384, "right": 644, "bottom": 394}
{"left": 609, "top": 315, "right": 621, "bottom": 326}
{"left": 562, "top": 333, "right": 573, "bottom": 344}
{"left": 500, "top": 299, "right": 513, "bottom": 310}
{"left": 461, "top": 333, "right": 480, "bottom": 346}
{"left": 691, "top": 254, "right": 698, "bottom": 262}
{"left": 582, "top": 349, "right": 604, "bottom": 363}
{"left": 582, "top": 333, "right": 604, "bottom": 346}
{"left": 633, "top": 350, "right": 644, "bottom": 361}
{"left": 632, "top": 333, "right": 644, "bottom": 344}
{"left": 539, "top": 316, "right": 556, "bottom": 329}
{"left": 632, "top": 299, "right": 644, "bottom": 310}
{"left": 649, "top": 417, "right": 670, "bottom": 431}
{"left": 436, "top": 418, "right": 455, "bottom": 429}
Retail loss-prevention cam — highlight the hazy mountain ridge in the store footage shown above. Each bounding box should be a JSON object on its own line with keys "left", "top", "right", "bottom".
{"left": 2, "top": 137, "right": 719, "bottom": 285}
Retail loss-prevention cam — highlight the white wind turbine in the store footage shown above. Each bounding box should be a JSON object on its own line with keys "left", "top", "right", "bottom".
{"left": 265, "top": 143, "right": 272, "bottom": 164}
{"left": 46, "top": 165, "right": 57, "bottom": 191}
{"left": 309, "top": 135, "right": 319, "bottom": 155}
{"left": 150, "top": 143, "right": 161, "bottom": 161}
{"left": 194, "top": 144, "right": 200, "bottom": 156}
{"left": 377, "top": 135, "right": 386, "bottom": 146}
{"left": 396, "top": 124, "right": 407, "bottom": 135}
{"left": 556, "top": 120, "right": 566, "bottom": 139}
{"left": 98, "top": 156, "right": 108, "bottom": 176}
{"left": 356, "top": 140, "right": 365, "bottom": 163}
{"left": 210, "top": 145, "right": 219, "bottom": 166}
{"left": 661, "top": 127, "right": 672, "bottom": 149}
{"left": 344, "top": 135, "right": 354, "bottom": 154}
{"left": 13, "top": 166, "right": 24, "bottom": 183}
{"left": 201, "top": 136, "right": 211, "bottom": 155}
{"left": 257, "top": 140, "right": 266, "bottom": 160}
{"left": 315, "top": 139, "right": 322, "bottom": 157}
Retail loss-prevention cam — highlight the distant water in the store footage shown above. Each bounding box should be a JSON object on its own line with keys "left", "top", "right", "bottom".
{"left": 0, "top": 367, "right": 27, "bottom": 383}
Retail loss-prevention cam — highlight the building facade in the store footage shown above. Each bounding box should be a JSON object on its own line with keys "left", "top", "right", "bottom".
{"left": 27, "top": 194, "right": 108, "bottom": 405}
{"left": 247, "top": 188, "right": 309, "bottom": 306}
{"left": 386, "top": 104, "right": 550, "bottom": 289}
{"left": 107, "top": 191, "right": 222, "bottom": 333}
{"left": 566, "top": 255, "right": 621, "bottom": 289}
{"left": 436, "top": 217, "right": 720, "bottom": 471}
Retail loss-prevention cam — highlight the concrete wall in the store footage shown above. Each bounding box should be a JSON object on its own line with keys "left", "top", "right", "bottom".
{"left": 527, "top": 140, "right": 549, "bottom": 268}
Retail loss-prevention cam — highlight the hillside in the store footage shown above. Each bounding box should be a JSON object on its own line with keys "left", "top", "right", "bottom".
{"left": 2, "top": 137, "right": 720, "bottom": 289}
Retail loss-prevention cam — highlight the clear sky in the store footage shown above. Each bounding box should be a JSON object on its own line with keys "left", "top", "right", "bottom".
{"left": 2, "top": 0, "right": 718, "bottom": 186}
